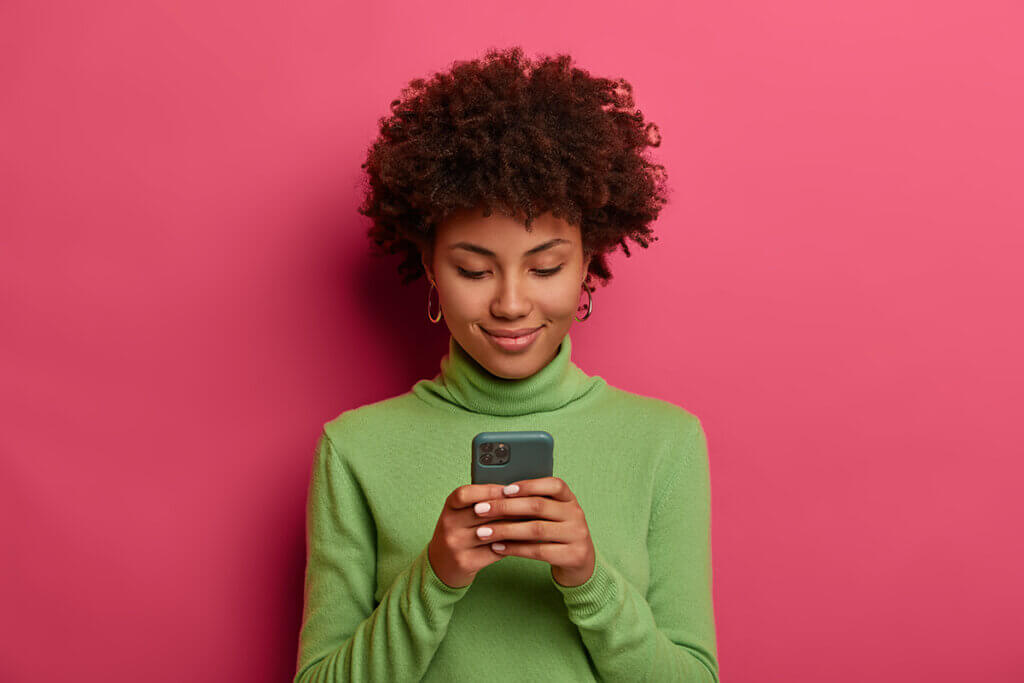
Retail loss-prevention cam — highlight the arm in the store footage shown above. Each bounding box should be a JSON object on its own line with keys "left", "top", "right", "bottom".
{"left": 551, "top": 418, "right": 720, "bottom": 682}
{"left": 294, "top": 431, "right": 470, "bottom": 683}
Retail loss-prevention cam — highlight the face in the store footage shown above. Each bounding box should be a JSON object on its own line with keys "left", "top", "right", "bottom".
{"left": 421, "top": 207, "right": 592, "bottom": 380}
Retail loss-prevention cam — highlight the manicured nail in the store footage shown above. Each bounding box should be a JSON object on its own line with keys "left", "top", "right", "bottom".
{"left": 476, "top": 526, "right": 493, "bottom": 538}
{"left": 492, "top": 543, "right": 506, "bottom": 551}
{"left": 503, "top": 484, "right": 519, "bottom": 495}
{"left": 474, "top": 502, "right": 490, "bottom": 514}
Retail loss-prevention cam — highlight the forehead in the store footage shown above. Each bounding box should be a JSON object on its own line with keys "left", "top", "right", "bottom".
{"left": 435, "top": 207, "right": 580, "bottom": 252}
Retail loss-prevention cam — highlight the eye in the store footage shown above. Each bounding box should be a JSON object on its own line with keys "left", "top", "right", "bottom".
{"left": 456, "top": 265, "right": 565, "bottom": 279}
{"left": 457, "top": 267, "right": 487, "bottom": 279}
{"left": 534, "top": 266, "right": 564, "bottom": 277}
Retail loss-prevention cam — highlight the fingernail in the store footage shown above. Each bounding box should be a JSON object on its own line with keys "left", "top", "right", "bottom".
{"left": 476, "top": 526, "right": 493, "bottom": 538}
{"left": 474, "top": 502, "right": 490, "bottom": 514}
{"left": 503, "top": 484, "right": 519, "bottom": 495}
{"left": 492, "top": 543, "right": 506, "bottom": 551}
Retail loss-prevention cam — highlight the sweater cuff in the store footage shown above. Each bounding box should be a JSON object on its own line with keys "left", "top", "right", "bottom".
{"left": 416, "top": 544, "right": 472, "bottom": 610}
{"left": 550, "top": 547, "right": 619, "bottom": 619}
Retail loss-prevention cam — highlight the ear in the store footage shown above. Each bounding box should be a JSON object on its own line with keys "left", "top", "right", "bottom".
{"left": 421, "top": 250, "right": 435, "bottom": 285}
{"left": 582, "top": 252, "right": 592, "bottom": 285}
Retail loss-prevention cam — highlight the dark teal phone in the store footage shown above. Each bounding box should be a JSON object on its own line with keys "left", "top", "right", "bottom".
{"left": 471, "top": 431, "right": 554, "bottom": 486}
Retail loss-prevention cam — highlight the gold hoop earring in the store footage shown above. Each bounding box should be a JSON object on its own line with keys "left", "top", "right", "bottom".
{"left": 574, "top": 283, "right": 593, "bottom": 322}
{"left": 427, "top": 280, "right": 443, "bottom": 323}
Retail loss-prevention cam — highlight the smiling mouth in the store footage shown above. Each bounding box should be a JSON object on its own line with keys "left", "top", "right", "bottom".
{"left": 481, "top": 326, "right": 542, "bottom": 338}
{"left": 480, "top": 325, "right": 543, "bottom": 351}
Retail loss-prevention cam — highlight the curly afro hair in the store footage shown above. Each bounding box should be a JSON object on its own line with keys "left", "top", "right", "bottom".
{"left": 358, "top": 46, "right": 669, "bottom": 288}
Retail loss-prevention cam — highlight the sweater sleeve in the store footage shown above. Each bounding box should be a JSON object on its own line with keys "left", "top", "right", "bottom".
{"left": 294, "top": 430, "right": 470, "bottom": 683}
{"left": 551, "top": 417, "right": 719, "bottom": 682}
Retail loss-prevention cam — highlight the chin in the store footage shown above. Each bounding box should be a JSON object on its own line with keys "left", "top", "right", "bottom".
{"left": 481, "top": 345, "right": 552, "bottom": 380}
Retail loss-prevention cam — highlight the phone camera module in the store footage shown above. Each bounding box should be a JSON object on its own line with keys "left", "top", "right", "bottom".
{"left": 479, "top": 442, "right": 511, "bottom": 466}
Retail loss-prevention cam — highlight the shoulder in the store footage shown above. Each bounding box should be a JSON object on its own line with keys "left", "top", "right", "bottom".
{"left": 320, "top": 391, "right": 425, "bottom": 451}
{"left": 598, "top": 382, "right": 704, "bottom": 433}
{"left": 596, "top": 383, "right": 708, "bottom": 485}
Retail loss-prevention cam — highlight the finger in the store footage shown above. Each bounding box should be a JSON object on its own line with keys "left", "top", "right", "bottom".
{"left": 472, "top": 519, "right": 576, "bottom": 544}
{"left": 489, "top": 541, "right": 578, "bottom": 564}
{"left": 446, "top": 484, "right": 508, "bottom": 510}
{"left": 447, "top": 545, "right": 508, "bottom": 577}
{"left": 503, "top": 477, "right": 576, "bottom": 502}
{"left": 471, "top": 496, "right": 572, "bottom": 522}
{"left": 447, "top": 502, "right": 532, "bottom": 532}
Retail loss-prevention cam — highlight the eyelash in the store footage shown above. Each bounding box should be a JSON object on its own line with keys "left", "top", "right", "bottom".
{"left": 457, "top": 266, "right": 564, "bottom": 280}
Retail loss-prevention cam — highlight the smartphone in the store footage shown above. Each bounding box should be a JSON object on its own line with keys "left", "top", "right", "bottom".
{"left": 471, "top": 431, "right": 554, "bottom": 486}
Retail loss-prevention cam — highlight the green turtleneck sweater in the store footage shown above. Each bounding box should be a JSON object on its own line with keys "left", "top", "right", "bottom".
{"left": 294, "top": 333, "right": 719, "bottom": 682}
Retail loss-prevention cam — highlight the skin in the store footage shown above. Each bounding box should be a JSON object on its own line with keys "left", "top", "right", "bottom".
{"left": 421, "top": 206, "right": 598, "bottom": 588}
{"left": 421, "top": 205, "right": 592, "bottom": 380}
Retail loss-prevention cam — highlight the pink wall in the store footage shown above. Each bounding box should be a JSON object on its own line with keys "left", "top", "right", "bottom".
{"left": 2, "top": 1, "right": 1021, "bottom": 680}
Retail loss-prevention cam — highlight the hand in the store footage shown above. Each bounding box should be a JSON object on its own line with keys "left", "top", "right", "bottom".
{"left": 471, "top": 476, "right": 596, "bottom": 587}
{"left": 427, "top": 483, "right": 510, "bottom": 588}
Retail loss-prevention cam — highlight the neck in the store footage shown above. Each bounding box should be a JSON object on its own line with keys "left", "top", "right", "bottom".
{"left": 411, "top": 332, "right": 607, "bottom": 416}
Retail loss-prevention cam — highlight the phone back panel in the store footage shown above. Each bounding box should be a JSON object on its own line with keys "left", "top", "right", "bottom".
{"left": 471, "top": 430, "right": 554, "bottom": 486}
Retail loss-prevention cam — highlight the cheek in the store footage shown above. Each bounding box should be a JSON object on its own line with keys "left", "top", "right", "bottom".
{"left": 540, "top": 282, "right": 585, "bottom": 318}
{"left": 440, "top": 279, "right": 582, "bottom": 319}
{"left": 437, "top": 286, "right": 489, "bottom": 318}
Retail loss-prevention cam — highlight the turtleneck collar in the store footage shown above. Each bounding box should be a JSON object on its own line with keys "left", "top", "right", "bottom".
{"left": 412, "top": 332, "right": 606, "bottom": 417}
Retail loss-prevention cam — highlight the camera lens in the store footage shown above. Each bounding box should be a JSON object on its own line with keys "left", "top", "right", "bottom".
{"left": 481, "top": 453, "right": 493, "bottom": 464}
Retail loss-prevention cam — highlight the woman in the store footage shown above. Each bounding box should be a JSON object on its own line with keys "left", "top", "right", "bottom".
{"left": 294, "top": 47, "right": 719, "bottom": 682}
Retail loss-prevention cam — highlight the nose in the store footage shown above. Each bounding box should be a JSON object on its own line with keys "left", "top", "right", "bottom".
{"left": 489, "top": 272, "right": 532, "bottom": 320}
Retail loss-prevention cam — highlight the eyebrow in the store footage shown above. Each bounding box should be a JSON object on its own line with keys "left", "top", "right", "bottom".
{"left": 448, "top": 238, "right": 571, "bottom": 258}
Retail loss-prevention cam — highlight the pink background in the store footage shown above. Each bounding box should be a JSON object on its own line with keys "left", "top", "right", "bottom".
{"left": 2, "top": 1, "right": 1021, "bottom": 681}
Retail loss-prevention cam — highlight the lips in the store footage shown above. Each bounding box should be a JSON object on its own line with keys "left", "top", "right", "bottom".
{"left": 482, "top": 325, "right": 543, "bottom": 352}
{"left": 482, "top": 326, "right": 542, "bottom": 338}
